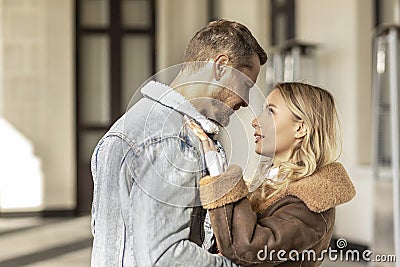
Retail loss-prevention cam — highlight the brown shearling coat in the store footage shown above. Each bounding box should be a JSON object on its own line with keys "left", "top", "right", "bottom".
{"left": 199, "top": 162, "right": 356, "bottom": 267}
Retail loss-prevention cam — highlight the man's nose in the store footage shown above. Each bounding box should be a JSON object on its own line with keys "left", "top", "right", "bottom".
{"left": 241, "top": 91, "right": 250, "bottom": 107}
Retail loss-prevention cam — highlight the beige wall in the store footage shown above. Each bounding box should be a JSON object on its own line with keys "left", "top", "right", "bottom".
{"left": 157, "top": 0, "right": 209, "bottom": 70}
{"left": 1, "top": 0, "right": 75, "bottom": 211}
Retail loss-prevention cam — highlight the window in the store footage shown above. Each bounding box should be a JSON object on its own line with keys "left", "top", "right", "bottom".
{"left": 270, "top": 0, "right": 295, "bottom": 46}
{"left": 75, "top": 0, "right": 156, "bottom": 213}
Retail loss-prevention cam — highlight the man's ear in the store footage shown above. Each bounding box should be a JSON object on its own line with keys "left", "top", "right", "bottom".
{"left": 295, "top": 121, "right": 307, "bottom": 139}
{"left": 213, "top": 54, "right": 229, "bottom": 80}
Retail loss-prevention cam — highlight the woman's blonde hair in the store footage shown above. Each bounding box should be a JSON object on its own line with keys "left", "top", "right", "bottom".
{"left": 258, "top": 82, "right": 342, "bottom": 197}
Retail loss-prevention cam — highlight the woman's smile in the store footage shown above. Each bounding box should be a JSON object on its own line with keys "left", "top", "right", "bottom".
{"left": 254, "top": 132, "right": 265, "bottom": 143}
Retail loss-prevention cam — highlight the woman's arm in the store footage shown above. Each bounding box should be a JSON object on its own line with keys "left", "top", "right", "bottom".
{"left": 200, "top": 168, "right": 331, "bottom": 266}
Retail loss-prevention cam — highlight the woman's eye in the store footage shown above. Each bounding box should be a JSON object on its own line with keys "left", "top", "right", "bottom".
{"left": 267, "top": 107, "right": 274, "bottom": 115}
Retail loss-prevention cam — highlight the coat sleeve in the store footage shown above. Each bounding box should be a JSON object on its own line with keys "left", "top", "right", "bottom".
{"left": 200, "top": 166, "right": 330, "bottom": 266}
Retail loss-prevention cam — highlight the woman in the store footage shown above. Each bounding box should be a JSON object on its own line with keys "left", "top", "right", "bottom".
{"left": 189, "top": 82, "right": 356, "bottom": 266}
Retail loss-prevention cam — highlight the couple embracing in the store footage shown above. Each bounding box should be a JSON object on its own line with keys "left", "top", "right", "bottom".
{"left": 90, "top": 19, "right": 355, "bottom": 267}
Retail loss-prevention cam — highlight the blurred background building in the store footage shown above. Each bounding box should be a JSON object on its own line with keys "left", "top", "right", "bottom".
{"left": 0, "top": 0, "right": 398, "bottom": 266}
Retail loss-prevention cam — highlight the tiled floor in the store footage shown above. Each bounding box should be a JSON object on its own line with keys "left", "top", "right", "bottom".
{"left": 0, "top": 216, "right": 92, "bottom": 267}
{"left": 0, "top": 214, "right": 395, "bottom": 266}
{"left": 26, "top": 248, "right": 92, "bottom": 267}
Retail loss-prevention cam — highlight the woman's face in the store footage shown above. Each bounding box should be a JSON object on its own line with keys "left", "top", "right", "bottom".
{"left": 252, "top": 88, "right": 300, "bottom": 162}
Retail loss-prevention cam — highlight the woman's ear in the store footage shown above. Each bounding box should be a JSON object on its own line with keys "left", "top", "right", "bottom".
{"left": 213, "top": 54, "right": 229, "bottom": 80}
{"left": 295, "top": 121, "right": 307, "bottom": 139}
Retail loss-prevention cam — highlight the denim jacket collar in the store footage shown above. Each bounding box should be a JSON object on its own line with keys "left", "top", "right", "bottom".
{"left": 141, "top": 81, "right": 220, "bottom": 135}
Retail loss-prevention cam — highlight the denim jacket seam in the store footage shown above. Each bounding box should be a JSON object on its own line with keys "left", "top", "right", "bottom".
{"left": 142, "top": 135, "right": 200, "bottom": 158}
{"left": 118, "top": 134, "right": 203, "bottom": 202}
{"left": 105, "top": 131, "right": 140, "bottom": 155}
{"left": 105, "top": 130, "right": 201, "bottom": 159}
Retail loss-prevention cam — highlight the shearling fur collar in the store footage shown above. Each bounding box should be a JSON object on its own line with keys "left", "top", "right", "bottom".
{"left": 250, "top": 162, "right": 356, "bottom": 213}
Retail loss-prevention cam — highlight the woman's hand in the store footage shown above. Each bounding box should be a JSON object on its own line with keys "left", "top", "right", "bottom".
{"left": 186, "top": 119, "right": 217, "bottom": 153}
{"left": 186, "top": 118, "right": 223, "bottom": 176}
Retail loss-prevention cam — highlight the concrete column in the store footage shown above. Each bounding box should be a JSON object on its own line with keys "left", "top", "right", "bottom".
{"left": 0, "top": 0, "right": 75, "bottom": 211}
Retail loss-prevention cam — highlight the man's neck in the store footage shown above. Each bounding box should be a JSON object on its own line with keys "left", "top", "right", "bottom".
{"left": 175, "top": 85, "right": 209, "bottom": 118}
{"left": 170, "top": 71, "right": 213, "bottom": 116}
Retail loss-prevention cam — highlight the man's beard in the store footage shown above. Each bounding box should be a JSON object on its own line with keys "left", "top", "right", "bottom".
{"left": 207, "top": 99, "right": 235, "bottom": 127}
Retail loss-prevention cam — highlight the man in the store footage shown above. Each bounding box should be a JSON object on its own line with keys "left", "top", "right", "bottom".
{"left": 91, "top": 19, "right": 267, "bottom": 266}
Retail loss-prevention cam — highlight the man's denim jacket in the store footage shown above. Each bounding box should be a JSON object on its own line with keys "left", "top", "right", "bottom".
{"left": 90, "top": 81, "right": 238, "bottom": 267}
